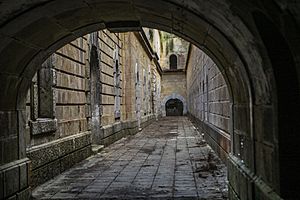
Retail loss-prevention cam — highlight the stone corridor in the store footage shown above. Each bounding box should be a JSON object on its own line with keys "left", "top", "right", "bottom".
{"left": 32, "top": 117, "right": 228, "bottom": 199}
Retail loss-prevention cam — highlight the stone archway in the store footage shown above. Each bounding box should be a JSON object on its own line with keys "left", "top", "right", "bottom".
{"left": 0, "top": 1, "right": 299, "bottom": 199}
{"left": 162, "top": 93, "right": 187, "bottom": 116}
{"left": 165, "top": 98, "right": 183, "bottom": 116}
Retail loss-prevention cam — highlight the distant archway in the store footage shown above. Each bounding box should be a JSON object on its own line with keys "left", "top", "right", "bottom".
{"left": 169, "top": 54, "right": 177, "bottom": 70}
{"left": 162, "top": 93, "right": 187, "bottom": 116}
{"left": 165, "top": 98, "right": 183, "bottom": 116}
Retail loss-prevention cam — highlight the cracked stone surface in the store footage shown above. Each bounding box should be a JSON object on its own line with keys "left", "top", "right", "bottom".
{"left": 32, "top": 117, "right": 228, "bottom": 199}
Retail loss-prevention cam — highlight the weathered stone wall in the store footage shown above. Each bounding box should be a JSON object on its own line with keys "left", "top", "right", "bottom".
{"left": 123, "top": 32, "right": 161, "bottom": 129}
{"left": 89, "top": 31, "right": 133, "bottom": 146}
{"left": 144, "top": 29, "right": 189, "bottom": 71}
{"left": 95, "top": 31, "right": 160, "bottom": 146}
{"left": 159, "top": 35, "right": 189, "bottom": 70}
{"left": 186, "top": 45, "right": 231, "bottom": 162}
{"left": 161, "top": 72, "right": 187, "bottom": 116}
{"left": 23, "top": 31, "right": 162, "bottom": 188}
{"left": 25, "top": 36, "right": 91, "bottom": 187}
{"left": 98, "top": 30, "right": 123, "bottom": 126}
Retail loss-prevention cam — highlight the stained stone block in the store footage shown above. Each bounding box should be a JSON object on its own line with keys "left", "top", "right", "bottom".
{"left": 60, "top": 155, "right": 73, "bottom": 172}
{"left": 113, "top": 122, "right": 122, "bottom": 133}
{"left": 31, "top": 165, "right": 48, "bottom": 188}
{"left": 49, "top": 160, "right": 61, "bottom": 178}
{"left": 74, "top": 134, "right": 90, "bottom": 149}
{"left": 30, "top": 118, "right": 57, "bottom": 135}
{"left": 19, "top": 163, "right": 28, "bottom": 190}
{"left": 228, "top": 158, "right": 240, "bottom": 196}
{"left": 3, "top": 137, "right": 18, "bottom": 164}
{"left": 255, "top": 141, "right": 277, "bottom": 187}
{"left": 92, "top": 128, "right": 104, "bottom": 144}
{"left": 253, "top": 105, "right": 275, "bottom": 144}
{"left": 72, "top": 147, "right": 88, "bottom": 164}
{"left": 58, "top": 139, "right": 74, "bottom": 157}
{"left": 4, "top": 166, "right": 19, "bottom": 197}
{"left": 0, "top": 111, "right": 18, "bottom": 138}
{"left": 102, "top": 125, "right": 113, "bottom": 138}
{"left": 238, "top": 168, "right": 252, "bottom": 200}
{"left": 0, "top": 172, "right": 3, "bottom": 199}
{"left": 233, "top": 105, "right": 249, "bottom": 135}
{"left": 28, "top": 144, "right": 60, "bottom": 170}
{"left": 17, "top": 187, "right": 31, "bottom": 200}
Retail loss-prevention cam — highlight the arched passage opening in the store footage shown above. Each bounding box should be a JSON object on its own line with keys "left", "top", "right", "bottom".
{"left": 169, "top": 54, "right": 177, "bottom": 70}
{"left": 0, "top": 1, "right": 299, "bottom": 199}
{"left": 165, "top": 98, "right": 183, "bottom": 116}
{"left": 161, "top": 93, "right": 187, "bottom": 116}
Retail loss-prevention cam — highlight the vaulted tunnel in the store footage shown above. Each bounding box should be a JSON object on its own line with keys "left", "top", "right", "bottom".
{"left": 0, "top": 1, "right": 299, "bottom": 199}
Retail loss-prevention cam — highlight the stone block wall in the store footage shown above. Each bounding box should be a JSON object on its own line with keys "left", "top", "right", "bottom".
{"left": 0, "top": 157, "right": 31, "bottom": 200}
{"left": 23, "top": 30, "right": 162, "bottom": 188}
{"left": 123, "top": 32, "right": 161, "bottom": 129}
{"left": 186, "top": 45, "right": 231, "bottom": 162}
{"left": 143, "top": 29, "right": 189, "bottom": 71}
{"left": 98, "top": 30, "right": 123, "bottom": 126}
{"left": 25, "top": 36, "right": 91, "bottom": 188}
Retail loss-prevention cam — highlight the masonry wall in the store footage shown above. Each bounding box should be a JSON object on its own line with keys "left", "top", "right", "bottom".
{"left": 144, "top": 29, "right": 189, "bottom": 71}
{"left": 24, "top": 30, "right": 162, "bottom": 188}
{"left": 186, "top": 45, "right": 231, "bottom": 162}
{"left": 98, "top": 30, "right": 123, "bottom": 126}
{"left": 123, "top": 32, "right": 161, "bottom": 128}
{"left": 94, "top": 31, "right": 160, "bottom": 146}
{"left": 25, "top": 36, "right": 91, "bottom": 188}
{"left": 87, "top": 30, "right": 126, "bottom": 146}
{"left": 159, "top": 35, "right": 189, "bottom": 70}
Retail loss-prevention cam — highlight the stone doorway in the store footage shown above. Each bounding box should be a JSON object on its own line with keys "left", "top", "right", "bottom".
{"left": 165, "top": 99, "right": 183, "bottom": 116}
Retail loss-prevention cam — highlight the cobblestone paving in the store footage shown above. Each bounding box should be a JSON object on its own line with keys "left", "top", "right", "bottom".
{"left": 32, "top": 117, "right": 228, "bottom": 199}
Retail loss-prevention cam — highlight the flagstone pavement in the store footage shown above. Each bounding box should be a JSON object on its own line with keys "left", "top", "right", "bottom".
{"left": 32, "top": 117, "right": 228, "bottom": 199}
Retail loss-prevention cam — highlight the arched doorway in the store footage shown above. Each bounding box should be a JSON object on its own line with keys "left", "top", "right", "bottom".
{"left": 165, "top": 98, "right": 183, "bottom": 116}
{"left": 169, "top": 54, "right": 177, "bottom": 70}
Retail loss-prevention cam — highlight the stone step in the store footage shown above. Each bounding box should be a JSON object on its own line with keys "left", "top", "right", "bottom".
{"left": 91, "top": 144, "right": 104, "bottom": 154}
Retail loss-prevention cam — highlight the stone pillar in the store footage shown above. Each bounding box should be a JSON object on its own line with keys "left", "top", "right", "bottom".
{"left": 89, "top": 33, "right": 102, "bottom": 144}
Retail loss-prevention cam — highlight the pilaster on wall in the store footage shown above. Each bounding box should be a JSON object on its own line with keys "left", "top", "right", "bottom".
{"left": 88, "top": 32, "right": 102, "bottom": 144}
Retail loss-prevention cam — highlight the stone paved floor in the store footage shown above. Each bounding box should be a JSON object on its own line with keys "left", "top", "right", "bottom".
{"left": 32, "top": 117, "right": 228, "bottom": 199}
